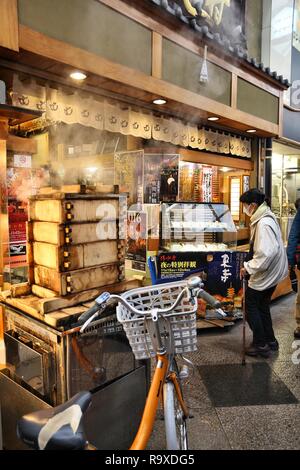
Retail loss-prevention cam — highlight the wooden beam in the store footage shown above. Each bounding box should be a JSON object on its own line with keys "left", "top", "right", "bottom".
{"left": 0, "top": 0, "right": 19, "bottom": 52}
{"left": 18, "top": 26, "right": 280, "bottom": 137}
{"left": 152, "top": 32, "right": 162, "bottom": 79}
{"left": 180, "top": 148, "right": 254, "bottom": 171}
{"left": 7, "top": 134, "right": 38, "bottom": 154}
{"left": 145, "top": 145, "right": 254, "bottom": 170}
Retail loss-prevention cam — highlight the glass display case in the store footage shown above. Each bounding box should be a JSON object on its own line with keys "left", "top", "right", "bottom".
{"left": 160, "top": 202, "right": 237, "bottom": 252}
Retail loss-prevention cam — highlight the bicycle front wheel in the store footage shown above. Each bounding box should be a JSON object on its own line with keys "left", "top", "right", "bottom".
{"left": 163, "top": 381, "right": 188, "bottom": 450}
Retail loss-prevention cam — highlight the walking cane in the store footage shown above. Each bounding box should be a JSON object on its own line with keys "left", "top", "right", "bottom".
{"left": 242, "top": 276, "right": 247, "bottom": 366}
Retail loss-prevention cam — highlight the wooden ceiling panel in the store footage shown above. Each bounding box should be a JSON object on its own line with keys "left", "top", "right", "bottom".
{"left": 0, "top": 47, "right": 274, "bottom": 137}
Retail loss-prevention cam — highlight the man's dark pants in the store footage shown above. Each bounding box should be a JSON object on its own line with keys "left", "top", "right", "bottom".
{"left": 245, "top": 285, "right": 277, "bottom": 346}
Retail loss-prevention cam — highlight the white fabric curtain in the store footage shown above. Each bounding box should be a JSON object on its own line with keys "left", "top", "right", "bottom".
{"left": 12, "top": 75, "right": 46, "bottom": 113}
{"left": 11, "top": 75, "right": 252, "bottom": 159}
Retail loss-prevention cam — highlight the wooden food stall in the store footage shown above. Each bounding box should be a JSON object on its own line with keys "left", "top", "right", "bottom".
{"left": 0, "top": 179, "right": 148, "bottom": 449}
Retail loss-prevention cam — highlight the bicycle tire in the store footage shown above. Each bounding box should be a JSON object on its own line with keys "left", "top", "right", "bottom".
{"left": 163, "top": 381, "right": 188, "bottom": 450}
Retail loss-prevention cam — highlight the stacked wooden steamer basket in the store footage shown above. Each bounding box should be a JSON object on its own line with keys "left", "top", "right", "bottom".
{"left": 27, "top": 191, "right": 127, "bottom": 297}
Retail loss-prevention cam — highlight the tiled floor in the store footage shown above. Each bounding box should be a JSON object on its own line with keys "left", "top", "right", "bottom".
{"left": 148, "top": 292, "right": 300, "bottom": 450}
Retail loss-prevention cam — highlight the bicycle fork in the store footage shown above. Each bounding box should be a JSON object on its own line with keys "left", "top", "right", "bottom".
{"left": 129, "top": 354, "right": 168, "bottom": 450}
{"left": 168, "top": 372, "right": 189, "bottom": 419}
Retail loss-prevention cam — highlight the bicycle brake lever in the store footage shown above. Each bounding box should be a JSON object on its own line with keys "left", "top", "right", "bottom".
{"left": 216, "top": 307, "right": 227, "bottom": 318}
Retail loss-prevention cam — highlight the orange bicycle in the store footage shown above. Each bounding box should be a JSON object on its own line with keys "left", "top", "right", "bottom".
{"left": 17, "top": 276, "right": 224, "bottom": 450}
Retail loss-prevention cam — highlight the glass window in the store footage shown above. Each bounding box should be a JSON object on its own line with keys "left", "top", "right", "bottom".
{"left": 272, "top": 142, "right": 300, "bottom": 243}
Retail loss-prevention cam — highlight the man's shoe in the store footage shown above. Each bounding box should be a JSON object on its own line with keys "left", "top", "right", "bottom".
{"left": 294, "top": 328, "right": 300, "bottom": 339}
{"left": 268, "top": 339, "right": 279, "bottom": 351}
{"left": 245, "top": 344, "right": 270, "bottom": 358}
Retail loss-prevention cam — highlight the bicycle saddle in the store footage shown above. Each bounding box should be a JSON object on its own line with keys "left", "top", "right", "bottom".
{"left": 17, "top": 391, "right": 92, "bottom": 450}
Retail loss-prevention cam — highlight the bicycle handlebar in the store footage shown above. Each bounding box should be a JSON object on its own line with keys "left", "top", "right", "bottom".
{"left": 196, "top": 289, "right": 222, "bottom": 309}
{"left": 77, "top": 302, "right": 102, "bottom": 324}
{"left": 78, "top": 276, "right": 224, "bottom": 332}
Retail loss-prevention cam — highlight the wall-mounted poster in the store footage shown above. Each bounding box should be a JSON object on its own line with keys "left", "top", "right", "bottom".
{"left": 114, "top": 150, "right": 143, "bottom": 208}
{"left": 7, "top": 167, "right": 31, "bottom": 267}
{"left": 126, "top": 210, "right": 147, "bottom": 271}
{"left": 5, "top": 164, "right": 50, "bottom": 268}
{"left": 144, "top": 154, "right": 179, "bottom": 204}
{"left": 243, "top": 175, "right": 250, "bottom": 193}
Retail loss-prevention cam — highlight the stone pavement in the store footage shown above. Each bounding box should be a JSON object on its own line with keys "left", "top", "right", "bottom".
{"left": 147, "top": 292, "right": 300, "bottom": 450}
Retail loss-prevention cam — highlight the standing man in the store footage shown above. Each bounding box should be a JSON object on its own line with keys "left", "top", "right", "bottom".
{"left": 240, "top": 189, "right": 288, "bottom": 357}
{"left": 287, "top": 199, "right": 300, "bottom": 339}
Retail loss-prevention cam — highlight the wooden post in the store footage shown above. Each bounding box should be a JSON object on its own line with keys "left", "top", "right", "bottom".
{"left": 231, "top": 73, "right": 238, "bottom": 109}
{"left": 0, "top": 0, "right": 19, "bottom": 52}
{"left": 0, "top": 305, "right": 6, "bottom": 366}
{"left": 278, "top": 90, "right": 284, "bottom": 138}
{"left": 152, "top": 32, "right": 162, "bottom": 79}
{"left": 0, "top": 122, "right": 9, "bottom": 290}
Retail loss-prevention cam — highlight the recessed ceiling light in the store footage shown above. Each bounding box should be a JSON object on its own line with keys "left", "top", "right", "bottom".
{"left": 70, "top": 71, "right": 87, "bottom": 81}
{"left": 153, "top": 98, "right": 167, "bottom": 105}
{"left": 246, "top": 129, "right": 256, "bottom": 133}
{"left": 208, "top": 116, "right": 219, "bottom": 121}
{"left": 219, "top": 167, "right": 231, "bottom": 172}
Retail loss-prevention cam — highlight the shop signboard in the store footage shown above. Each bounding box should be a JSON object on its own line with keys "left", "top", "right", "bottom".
{"left": 204, "top": 251, "right": 247, "bottom": 298}
{"left": 180, "top": 0, "right": 246, "bottom": 48}
{"left": 157, "top": 250, "right": 247, "bottom": 313}
{"left": 157, "top": 252, "right": 208, "bottom": 281}
{"left": 13, "top": 154, "right": 31, "bottom": 168}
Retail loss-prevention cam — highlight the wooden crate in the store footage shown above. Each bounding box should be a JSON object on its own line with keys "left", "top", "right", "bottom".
{"left": 28, "top": 192, "right": 127, "bottom": 296}
{"left": 29, "top": 193, "right": 125, "bottom": 224}
{"left": 32, "top": 240, "right": 124, "bottom": 271}
{"left": 34, "top": 263, "right": 124, "bottom": 296}
{"left": 28, "top": 220, "right": 120, "bottom": 245}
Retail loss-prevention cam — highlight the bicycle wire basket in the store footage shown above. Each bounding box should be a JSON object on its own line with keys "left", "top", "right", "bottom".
{"left": 116, "top": 281, "right": 198, "bottom": 360}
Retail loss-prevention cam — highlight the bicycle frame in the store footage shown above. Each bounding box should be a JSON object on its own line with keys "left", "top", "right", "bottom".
{"left": 62, "top": 325, "right": 189, "bottom": 450}
{"left": 129, "top": 353, "right": 188, "bottom": 450}
{"left": 18, "top": 277, "right": 220, "bottom": 451}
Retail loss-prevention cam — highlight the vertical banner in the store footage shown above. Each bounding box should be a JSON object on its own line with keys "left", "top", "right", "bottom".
{"left": 160, "top": 154, "right": 179, "bottom": 202}
{"left": 144, "top": 154, "right": 179, "bottom": 204}
{"left": 201, "top": 166, "right": 213, "bottom": 202}
{"left": 114, "top": 150, "right": 144, "bottom": 208}
{"left": 126, "top": 210, "right": 147, "bottom": 271}
{"left": 144, "top": 154, "right": 162, "bottom": 204}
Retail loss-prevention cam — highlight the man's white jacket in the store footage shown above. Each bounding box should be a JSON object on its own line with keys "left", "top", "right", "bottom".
{"left": 244, "top": 204, "right": 288, "bottom": 291}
